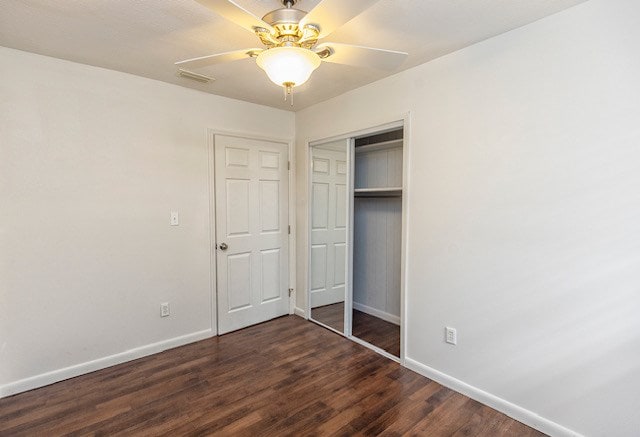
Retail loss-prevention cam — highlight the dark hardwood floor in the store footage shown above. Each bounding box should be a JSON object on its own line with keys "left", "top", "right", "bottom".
{"left": 0, "top": 316, "right": 545, "bottom": 436}
{"left": 311, "top": 302, "right": 345, "bottom": 332}
{"left": 353, "top": 310, "right": 401, "bottom": 358}
{"left": 312, "top": 302, "right": 401, "bottom": 357}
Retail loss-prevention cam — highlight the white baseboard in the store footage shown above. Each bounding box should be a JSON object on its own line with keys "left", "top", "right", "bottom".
{"left": 0, "top": 329, "right": 214, "bottom": 399}
{"left": 294, "top": 307, "right": 307, "bottom": 318}
{"left": 404, "top": 357, "right": 583, "bottom": 437}
{"left": 353, "top": 302, "right": 400, "bottom": 325}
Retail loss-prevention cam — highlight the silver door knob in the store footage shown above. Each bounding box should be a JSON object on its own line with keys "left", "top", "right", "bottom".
{"left": 219, "top": 242, "right": 228, "bottom": 251}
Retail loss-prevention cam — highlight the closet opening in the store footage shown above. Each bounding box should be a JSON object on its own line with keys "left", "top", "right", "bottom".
{"left": 308, "top": 120, "right": 407, "bottom": 362}
{"left": 352, "top": 128, "right": 403, "bottom": 358}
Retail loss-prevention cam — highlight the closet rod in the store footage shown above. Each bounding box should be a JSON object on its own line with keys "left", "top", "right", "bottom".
{"left": 354, "top": 189, "right": 402, "bottom": 198}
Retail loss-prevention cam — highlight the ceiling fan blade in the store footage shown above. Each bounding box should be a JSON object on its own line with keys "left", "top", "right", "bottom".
{"left": 175, "top": 49, "right": 261, "bottom": 69}
{"left": 195, "top": 0, "right": 274, "bottom": 33}
{"left": 300, "top": 0, "right": 379, "bottom": 39}
{"left": 317, "top": 43, "right": 407, "bottom": 70}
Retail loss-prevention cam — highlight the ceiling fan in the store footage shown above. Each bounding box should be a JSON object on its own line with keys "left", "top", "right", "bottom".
{"left": 176, "top": 0, "right": 408, "bottom": 104}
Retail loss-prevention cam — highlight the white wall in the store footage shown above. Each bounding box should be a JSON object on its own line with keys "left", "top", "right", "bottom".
{"left": 353, "top": 197, "right": 402, "bottom": 323}
{"left": 0, "top": 47, "right": 294, "bottom": 395}
{"left": 295, "top": 0, "right": 640, "bottom": 436}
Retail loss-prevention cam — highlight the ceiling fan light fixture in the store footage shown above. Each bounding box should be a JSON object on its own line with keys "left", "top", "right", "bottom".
{"left": 256, "top": 46, "right": 321, "bottom": 99}
{"left": 178, "top": 0, "right": 409, "bottom": 105}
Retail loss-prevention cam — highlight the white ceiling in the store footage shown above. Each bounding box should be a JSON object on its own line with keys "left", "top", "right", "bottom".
{"left": 0, "top": 0, "right": 587, "bottom": 110}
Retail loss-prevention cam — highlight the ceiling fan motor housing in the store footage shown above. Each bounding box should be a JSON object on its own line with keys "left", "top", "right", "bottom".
{"left": 259, "top": 6, "right": 319, "bottom": 49}
{"left": 262, "top": 7, "right": 306, "bottom": 28}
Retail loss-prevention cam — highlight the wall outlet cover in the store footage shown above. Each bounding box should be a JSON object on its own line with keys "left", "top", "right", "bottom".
{"left": 445, "top": 327, "right": 457, "bottom": 345}
{"left": 160, "top": 302, "right": 170, "bottom": 317}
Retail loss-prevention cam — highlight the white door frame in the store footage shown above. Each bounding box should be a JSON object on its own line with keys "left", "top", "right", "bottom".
{"left": 305, "top": 113, "right": 411, "bottom": 365}
{"left": 207, "top": 128, "right": 296, "bottom": 336}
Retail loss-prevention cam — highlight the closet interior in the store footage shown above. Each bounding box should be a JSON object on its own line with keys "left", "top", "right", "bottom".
{"left": 309, "top": 127, "right": 403, "bottom": 360}
{"left": 352, "top": 129, "right": 402, "bottom": 357}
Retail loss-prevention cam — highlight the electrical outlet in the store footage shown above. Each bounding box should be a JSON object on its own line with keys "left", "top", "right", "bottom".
{"left": 160, "top": 302, "right": 170, "bottom": 317}
{"left": 445, "top": 327, "right": 457, "bottom": 345}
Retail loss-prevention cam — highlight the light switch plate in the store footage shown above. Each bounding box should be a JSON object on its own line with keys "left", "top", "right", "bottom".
{"left": 170, "top": 210, "right": 179, "bottom": 226}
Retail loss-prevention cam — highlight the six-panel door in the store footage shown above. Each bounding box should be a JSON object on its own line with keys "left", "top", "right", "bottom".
{"left": 310, "top": 147, "right": 348, "bottom": 308}
{"left": 214, "top": 135, "right": 289, "bottom": 334}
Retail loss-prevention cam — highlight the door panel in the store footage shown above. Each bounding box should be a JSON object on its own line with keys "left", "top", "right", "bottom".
{"left": 227, "top": 252, "right": 252, "bottom": 311}
{"left": 312, "top": 182, "right": 329, "bottom": 229}
{"left": 310, "top": 147, "right": 348, "bottom": 308}
{"left": 226, "top": 179, "right": 250, "bottom": 235}
{"left": 259, "top": 180, "right": 280, "bottom": 232}
{"left": 310, "top": 244, "right": 328, "bottom": 291}
{"left": 215, "top": 135, "right": 289, "bottom": 334}
{"left": 334, "top": 243, "right": 346, "bottom": 286}
{"left": 335, "top": 183, "right": 347, "bottom": 228}
{"left": 261, "top": 248, "right": 281, "bottom": 302}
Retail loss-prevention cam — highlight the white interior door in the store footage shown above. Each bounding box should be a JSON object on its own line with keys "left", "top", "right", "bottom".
{"left": 215, "top": 135, "right": 289, "bottom": 334}
{"left": 310, "top": 142, "right": 348, "bottom": 308}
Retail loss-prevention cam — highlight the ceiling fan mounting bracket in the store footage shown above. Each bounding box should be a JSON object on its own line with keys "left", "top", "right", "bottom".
{"left": 315, "top": 46, "right": 333, "bottom": 59}
{"left": 246, "top": 49, "right": 263, "bottom": 58}
{"left": 254, "top": 27, "right": 279, "bottom": 47}
{"left": 281, "top": 0, "right": 298, "bottom": 7}
{"left": 299, "top": 24, "right": 320, "bottom": 45}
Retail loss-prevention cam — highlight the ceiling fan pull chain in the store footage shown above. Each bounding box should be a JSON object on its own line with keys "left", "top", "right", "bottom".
{"left": 283, "top": 82, "right": 294, "bottom": 106}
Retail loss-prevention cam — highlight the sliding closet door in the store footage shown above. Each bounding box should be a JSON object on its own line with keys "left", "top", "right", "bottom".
{"left": 309, "top": 139, "right": 349, "bottom": 333}
{"left": 307, "top": 128, "right": 404, "bottom": 361}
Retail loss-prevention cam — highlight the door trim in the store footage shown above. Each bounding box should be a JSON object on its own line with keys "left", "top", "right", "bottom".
{"left": 207, "top": 129, "right": 296, "bottom": 336}
{"left": 304, "top": 113, "right": 411, "bottom": 366}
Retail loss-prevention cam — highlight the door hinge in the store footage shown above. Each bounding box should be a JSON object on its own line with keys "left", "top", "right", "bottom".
{"left": 288, "top": 225, "right": 291, "bottom": 235}
{"left": 287, "top": 161, "right": 290, "bottom": 170}
{"left": 288, "top": 288, "right": 293, "bottom": 297}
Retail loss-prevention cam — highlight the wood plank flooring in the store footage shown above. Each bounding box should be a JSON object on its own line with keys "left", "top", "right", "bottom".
{"left": 353, "top": 310, "right": 401, "bottom": 358}
{"left": 0, "top": 316, "right": 545, "bottom": 436}
{"left": 312, "top": 302, "right": 401, "bottom": 357}
{"left": 311, "top": 302, "right": 345, "bottom": 332}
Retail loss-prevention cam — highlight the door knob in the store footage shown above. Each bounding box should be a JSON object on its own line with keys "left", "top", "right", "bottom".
{"left": 219, "top": 242, "right": 228, "bottom": 251}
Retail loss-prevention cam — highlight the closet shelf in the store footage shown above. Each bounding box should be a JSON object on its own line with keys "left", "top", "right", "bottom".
{"left": 355, "top": 139, "right": 403, "bottom": 154}
{"left": 354, "top": 187, "right": 403, "bottom": 197}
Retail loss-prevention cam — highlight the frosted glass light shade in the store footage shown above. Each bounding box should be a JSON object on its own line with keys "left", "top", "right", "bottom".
{"left": 256, "top": 46, "right": 321, "bottom": 87}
